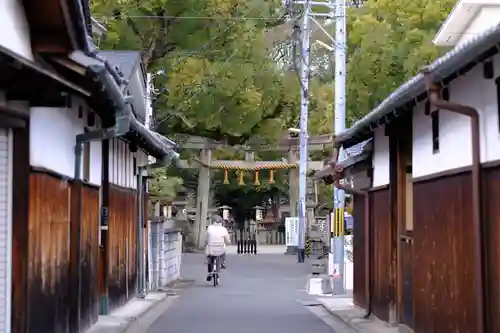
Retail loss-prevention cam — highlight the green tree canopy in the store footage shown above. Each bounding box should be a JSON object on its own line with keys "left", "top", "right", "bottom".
{"left": 90, "top": 0, "right": 457, "bottom": 206}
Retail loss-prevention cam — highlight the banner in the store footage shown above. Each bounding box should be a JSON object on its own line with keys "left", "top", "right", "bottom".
{"left": 285, "top": 217, "right": 299, "bottom": 246}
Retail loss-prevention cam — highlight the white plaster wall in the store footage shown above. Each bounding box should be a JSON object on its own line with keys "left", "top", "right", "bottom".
{"left": 30, "top": 96, "right": 102, "bottom": 186}
{"left": 372, "top": 126, "right": 390, "bottom": 187}
{"left": 0, "top": 0, "right": 33, "bottom": 61}
{"left": 412, "top": 53, "right": 500, "bottom": 178}
{"left": 109, "top": 138, "right": 148, "bottom": 189}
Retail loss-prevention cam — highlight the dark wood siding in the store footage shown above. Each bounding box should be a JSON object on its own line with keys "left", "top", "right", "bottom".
{"left": 371, "top": 187, "right": 391, "bottom": 322}
{"left": 79, "top": 185, "right": 100, "bottom": 331}
{"left": 12, "top": 126, "right": 29, "bottom": 333}
{"left": 353, "top": 194, "right": 367, "bottom": 308}
{"left": 413, "top": 172, "right": 478, "bottom": 333}
{"left": 27, "top": 172, "right": 102, "bottom": 333}
{"left": 108, "top": 185, "right": 137, "bottom": 310}
{"left": 28, "top": 172, "right": 71, "bottom": 333}
{"left": 482, "top": 165, "right": 500, "bottom": 333}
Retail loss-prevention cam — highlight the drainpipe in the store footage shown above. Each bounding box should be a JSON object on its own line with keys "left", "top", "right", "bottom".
{"left": 422, "top": 69, "right": 485, "bottom": 333}
{"left": 72, "top": 125, "right": 127, "bottom": 330}
{"left": 136, "top": 168, "right": 145, "bottom": 298}
{"left": 333, "top": 177, "right": 372, "bottom": 318}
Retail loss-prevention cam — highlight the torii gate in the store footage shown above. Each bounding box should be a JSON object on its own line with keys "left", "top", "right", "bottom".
{"left": 179, "top": 134, "right": 334, "bottom": 249}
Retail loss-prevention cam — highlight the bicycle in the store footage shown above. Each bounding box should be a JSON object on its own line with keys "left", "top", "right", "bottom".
{"left": 206, "top": 255, "right": 221, "bottom": 286}
{"left": 212, "top": 256, "right": 219, "bottom": 287}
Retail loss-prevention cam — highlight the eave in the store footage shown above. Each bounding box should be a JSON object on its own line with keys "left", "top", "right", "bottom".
{"left": 434, "top": 1, "right": 479, "bottom": 47}
{"left": 335, "top": 21, "right": 500, "bottom": 148}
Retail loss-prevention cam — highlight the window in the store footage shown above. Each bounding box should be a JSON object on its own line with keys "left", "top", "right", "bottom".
{"left": 133, "top": 156, "right": 137, "bottom": 176}
{"left": 78, "top": 106, "right": 83, "bottom": 118}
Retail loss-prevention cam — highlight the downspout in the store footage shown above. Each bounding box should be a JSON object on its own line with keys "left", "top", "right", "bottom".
{"left": 72, "top": 126, "right": 125, "bottom": 330}
{"left": 422, "top": 69, "right": 485, "bottom": 333}
{"left": 136, "top": 168, "right": 144, "bottom": 298}
{"left": 72, "top": 64, "right": 132, "bottom": 321}
{"left": 334, "top": 178, "right": 372, "bottom": 318}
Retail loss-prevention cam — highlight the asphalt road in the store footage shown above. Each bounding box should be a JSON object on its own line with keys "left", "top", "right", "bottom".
{"left": 148, "top": 248, "right": 337, "bottom": 333}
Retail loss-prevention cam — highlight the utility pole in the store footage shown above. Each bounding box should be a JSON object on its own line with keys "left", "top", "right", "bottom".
{"left": 293, "top": 0, "right": 348, "bottom": 288}
{"left": 297, "top": 0, "right": 312, "bottom": 263}
{"left": 332, "top": 0, "right": 347, "bottom": 294}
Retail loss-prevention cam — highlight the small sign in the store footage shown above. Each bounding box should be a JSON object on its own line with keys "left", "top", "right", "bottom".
{"left": 101, "top": 207, "right": 109, "bottom": 227}
{"left": 332, "top": 263, "right": 340, "bottom": 278}
{"left": 285, "top": 217, "right": 299, "bottom": 246}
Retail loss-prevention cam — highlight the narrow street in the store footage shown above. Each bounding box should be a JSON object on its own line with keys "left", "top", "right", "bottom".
{"left": 147, "top": 246, "right": 337, "bottom": 333}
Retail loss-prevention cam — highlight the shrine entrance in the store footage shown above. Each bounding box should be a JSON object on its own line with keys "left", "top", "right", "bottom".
{"left": 210, "top": 162, "right": 298, "bottom": 246}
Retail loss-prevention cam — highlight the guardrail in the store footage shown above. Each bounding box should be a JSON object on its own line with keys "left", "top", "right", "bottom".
{"left": 148, "top": 223, "right": 183, "bottom": 292}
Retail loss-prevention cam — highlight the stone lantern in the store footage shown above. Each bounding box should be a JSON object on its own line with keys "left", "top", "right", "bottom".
{"left": 254, "top": 205, "right": 264, "bottom": 222}
{"left": 219, "top": 205, "right": 231, "bottom": 221}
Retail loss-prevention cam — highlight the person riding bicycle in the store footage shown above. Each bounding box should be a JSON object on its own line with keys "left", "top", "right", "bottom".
{"left": 205, "top": 214, "right": 230, "bottom": 282}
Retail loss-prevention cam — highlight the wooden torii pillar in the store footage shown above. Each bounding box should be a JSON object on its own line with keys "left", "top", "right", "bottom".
{"left": 193, "top": 148, "right": 212, "bottom": 249}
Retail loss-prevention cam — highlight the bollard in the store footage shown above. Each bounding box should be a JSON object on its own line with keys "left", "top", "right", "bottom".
{"left": 305, "top": 234, "right": 310, "bottom": 258}
{"left": 237, "top": 239, "right": 242, "bottom": 254}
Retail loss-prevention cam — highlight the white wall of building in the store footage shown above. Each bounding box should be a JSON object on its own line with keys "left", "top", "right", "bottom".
{"left": 412, "top": 53, "right": 500, "bottom": 178}
{"left": 372, "top": 126, "right": 390, "bottom": 187}
{"left": 30, "top": 96, "right": 102, "bottom": 186}
{"left": 108, "top": 138, "right": 148, "bottom": 189}
{"left": 0, "top": 0, "right": 33, "bottom": 61}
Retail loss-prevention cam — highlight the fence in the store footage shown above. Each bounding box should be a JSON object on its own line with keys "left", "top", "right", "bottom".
{"left": 148, "top": 222, "right": 183, "bottom": 292}
{"left": 236, "top": 239, "right": 257, "bottom": 254}
{"left": 258, "top": 229, "right": 286, "bottom": 245}
{"left": 230, "top": 229, "right": 286, "bottom": 245}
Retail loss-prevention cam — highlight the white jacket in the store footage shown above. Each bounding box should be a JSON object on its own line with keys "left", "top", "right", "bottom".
{"left": 205, "top": 224, "right": 230, "bottom": 256}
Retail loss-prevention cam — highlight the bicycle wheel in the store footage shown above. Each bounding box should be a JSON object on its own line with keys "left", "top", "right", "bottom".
{"left": 213, "top": 258, "right": 218, "bottom": 287}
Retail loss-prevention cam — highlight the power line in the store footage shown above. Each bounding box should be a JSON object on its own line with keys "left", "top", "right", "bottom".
{"left": 98, "top": 15, "right": 286, "bottom": 21}
{"left": 94, "top": 14, "right": 349, "bottom": 21}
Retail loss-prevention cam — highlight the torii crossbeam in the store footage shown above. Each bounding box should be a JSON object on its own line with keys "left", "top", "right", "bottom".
{"left": 178, "top": 134, "right": 333, "bottom": 151}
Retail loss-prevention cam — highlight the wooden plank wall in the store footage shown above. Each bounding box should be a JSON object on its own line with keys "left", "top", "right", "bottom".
{"left": 370, "top": 187, "right": 391, "bottom": 322}
{"left": 27, "top": 172, "right": 101, "bottom": 333}
{"left": 413, "top": 172, "right": 478, "bottom": 333}
{"left": 27, "top": 172, "right": 71, "bottom": 333}
{"left": 108, "top": 185, "right": 137, "bottom": 310}
{"left": 352, "top": 194, "right": 367, "bottom": 308}
{"left": 79, "top": 184, "right": 100, "bottom": 331}
{"left": 482, "top": 165, "right": 500, "bottom": 333}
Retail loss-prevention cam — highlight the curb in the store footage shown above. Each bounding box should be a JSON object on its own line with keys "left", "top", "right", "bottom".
{"left": 317, "top": 299, "right": 362, "bottom": 333}
{"left": 122, "top": 279, "right": 194, "bottom": 333}
{"left": 116, "top": 294, "right": 170, "bottom": 333}
{"left": 122, "top": 295, "right": 180, "bottom": 333}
